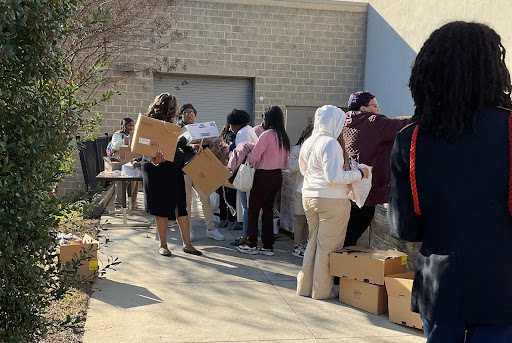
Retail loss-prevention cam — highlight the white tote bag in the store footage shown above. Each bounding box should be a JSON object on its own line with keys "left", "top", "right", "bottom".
{"left": 232, "top": 160, "right": 255, "bottom": 192}
{"left": 210, "top": 192, "right": 220, "bottom": 212}
{"left": 348, "top": 162, "right": 372, "bottom": 208}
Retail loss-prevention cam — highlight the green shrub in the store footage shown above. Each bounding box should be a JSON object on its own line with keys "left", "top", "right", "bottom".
{"left": 0, "top": 1, "right": 99, "bottom": 341}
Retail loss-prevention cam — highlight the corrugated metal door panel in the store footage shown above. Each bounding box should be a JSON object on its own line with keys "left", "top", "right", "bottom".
{"left": 153, "top": 73, "right": 254, "bottom": 128}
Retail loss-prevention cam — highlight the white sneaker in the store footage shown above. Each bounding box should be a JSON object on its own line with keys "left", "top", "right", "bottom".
{"left": 206, "top": 228, "right": 225, "bottom": 241}
{"left": 237, "top": 244, "right": 258, "bottom": 255}
{"left": 292, "top": 247, "right": 304, "bottom": 258}
{"left": 258, "top": 247, "right": 274, "bottom": 256}
{"left": 292, "top": 244, "right": 306, "bottom": 258}
{"left": 190, "top": 230, "right": 194, "bottom": 242}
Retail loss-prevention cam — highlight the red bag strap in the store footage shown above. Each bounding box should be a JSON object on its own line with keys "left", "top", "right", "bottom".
{"left": 411, "top": 114, "right": 512, "bottom": 216}
{"left": 508, "top": 113, "right": 512, "bottom": 216}
{"left": 410, "top": 125, "right": 421, "bottom": 216}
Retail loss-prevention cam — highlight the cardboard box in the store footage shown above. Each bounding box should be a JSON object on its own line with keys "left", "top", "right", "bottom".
{"left": 339, "top": 278, "right": 388, "bottom": 315}
{"left": 131, "top": 113, "right": 180, "bottom": 160}
{"left": 59, "top": 234, "right": 99, "bottom": 281}
{"left": 180, "top": 121, "right": 220, "bottom": 144}
{"left": 182, "top": 148, "right": 232, "bottom": 196}
{"left": 103, "top": 157, "right": 122, "bottom": 172}
{"left": 385, "top": 272, "right": 423, "bottom": 330}
{"left": 119, "top": 145, "right": 142, "bottom": 163}
{"left": 330, "top": 247, "right": 407, "bottom": 285}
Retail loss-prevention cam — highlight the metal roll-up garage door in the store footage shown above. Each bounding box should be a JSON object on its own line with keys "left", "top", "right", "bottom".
{"left": 153, "top": 73, "right": 254, "bottom": 128}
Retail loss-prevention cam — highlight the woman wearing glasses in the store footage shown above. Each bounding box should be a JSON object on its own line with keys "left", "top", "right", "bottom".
{"left": 342, "top": 91, "right": 411, "bottom": 247}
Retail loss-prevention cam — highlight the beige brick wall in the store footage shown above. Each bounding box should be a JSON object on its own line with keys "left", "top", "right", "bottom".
{"left": 60, "top": 0, "right": 367, "bottom": 193}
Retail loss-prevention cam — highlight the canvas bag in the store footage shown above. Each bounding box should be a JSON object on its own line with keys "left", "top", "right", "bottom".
{"left": 210, "top": 192, "right": 220, "bottom": 212}
{"left": 348, "top": 159, "right": 372, "bottom": 208}
{"left": 232, "top": 159, "right": 255, "bottom": 192}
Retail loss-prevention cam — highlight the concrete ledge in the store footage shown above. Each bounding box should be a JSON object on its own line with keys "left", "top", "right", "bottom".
{"left": 84, "top": 184, "right": 115, "bottom": 219}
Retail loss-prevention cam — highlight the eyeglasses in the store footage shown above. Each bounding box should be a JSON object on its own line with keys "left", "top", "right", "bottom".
{"left": 183, "top": 111, "right": 195, "bottom": 116}
{"left": 368, "top": 104, "right": 379, "bottom": 108}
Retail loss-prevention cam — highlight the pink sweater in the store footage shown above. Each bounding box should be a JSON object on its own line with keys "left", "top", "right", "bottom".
{"left": 248, "top": 130, "right": 289, "bottom": 170}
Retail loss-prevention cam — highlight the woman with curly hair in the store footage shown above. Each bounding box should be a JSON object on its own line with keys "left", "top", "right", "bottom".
{"left": 141, "top": 93, "right": 201, "bottom": 257}
{"left": 388, "top": 22, "right": 512, "bottom": 341}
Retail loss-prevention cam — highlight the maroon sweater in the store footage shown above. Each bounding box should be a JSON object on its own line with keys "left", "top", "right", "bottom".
{"left": 343, "top": 111, "right": 412, "bottom": 206}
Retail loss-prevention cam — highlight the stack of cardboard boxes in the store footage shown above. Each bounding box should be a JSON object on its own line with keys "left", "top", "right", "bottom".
{"left": 330, "top": 247, "right": 423, "bottom": 330}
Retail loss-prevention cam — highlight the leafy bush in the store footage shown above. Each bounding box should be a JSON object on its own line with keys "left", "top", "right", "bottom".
{"left": 0, "top": 1, "right": 99, "bottom": 341}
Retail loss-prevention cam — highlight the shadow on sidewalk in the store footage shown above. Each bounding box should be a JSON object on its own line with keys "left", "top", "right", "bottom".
{"left": 92, "top": 279, "right": 163, "bottom": 309}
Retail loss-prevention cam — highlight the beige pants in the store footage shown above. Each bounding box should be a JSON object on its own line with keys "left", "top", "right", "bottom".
{"left": 297, "top": 197, "right": 351, "bottom": 299}
{"left": 293, "top": 215, "right": 309, "bottom": 245}
{"left": 184, "top": 175, "right": 214, "bottom": 231}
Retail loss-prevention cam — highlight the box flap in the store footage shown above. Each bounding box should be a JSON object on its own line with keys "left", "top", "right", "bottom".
{"left": 339, "top": 246, "right": 407, "bottom": 261}
{"left": 82, "top": 234, "right": 99, "bottom": 244}
{"left": 385, "top": 272, "right": 415, "bottom": 298}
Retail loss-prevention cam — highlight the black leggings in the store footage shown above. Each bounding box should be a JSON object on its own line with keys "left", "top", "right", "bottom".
{"left": 343, "top": 203, "right": 375, "bottom": 247}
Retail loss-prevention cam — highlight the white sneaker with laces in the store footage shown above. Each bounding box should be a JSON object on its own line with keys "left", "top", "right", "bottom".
{"left": 292, "top": 247, "right": 304, "bottom": 258}
{"left": 237, "top": 244, "right": 258, "bottom": 255}
{"left": 190, "top": 230, "right": 194, "bottom": 242}
{"left": 258, "top": 247, "right": 275, "bottom": 256}
{"left": 206, "top": 228, "right": 225, "bottom": 241}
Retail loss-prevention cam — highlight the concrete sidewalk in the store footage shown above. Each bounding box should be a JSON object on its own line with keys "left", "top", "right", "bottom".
{"left": 83, "top": 195, "right": 425, "bottom": 343}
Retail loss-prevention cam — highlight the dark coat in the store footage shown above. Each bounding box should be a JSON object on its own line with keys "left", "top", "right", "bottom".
{"left": 344, "top": 111, "right": 411, "bottom": 206}
{"left": 388, "top": 107, "right": 512, "bottom": 325}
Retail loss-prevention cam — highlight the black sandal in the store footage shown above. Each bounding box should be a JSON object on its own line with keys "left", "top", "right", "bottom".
{"left": 183, "top": 247, "right": 202, "bottom": 256}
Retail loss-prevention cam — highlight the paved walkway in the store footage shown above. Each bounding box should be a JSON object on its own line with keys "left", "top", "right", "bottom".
{"left": 83, "top": 194, "right": 425, "bottom": 343}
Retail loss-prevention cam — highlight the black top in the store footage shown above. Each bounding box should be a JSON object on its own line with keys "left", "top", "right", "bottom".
{"left": 388, "top": 107, "right": 512, "bottom": 324}
{"left": 140, "top": 148, "right": 187, "bottom": 220}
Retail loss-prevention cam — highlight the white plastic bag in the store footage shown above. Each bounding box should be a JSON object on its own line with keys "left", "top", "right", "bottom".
{"left": 121, "top": 162, "right": 142, "bottom": 178}
{"left": 210, "top": 192, "right": 220, "bottom": 212}
{"left": 233, "top": 160, "right": 255, "bottom": 192}
{"left": 348, "top": 163, "right": 372, "bottom": 208}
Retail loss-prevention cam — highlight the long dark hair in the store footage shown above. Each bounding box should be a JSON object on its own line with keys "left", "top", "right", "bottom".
{"left": 295, "top": 123, "right": 314, "bottom": 146}
{"left": 146, "top": 93, "right": 179, "bottom": 123}
{"left": 410, "top": 21, "right": 512, "bottom": 140}
{"left": 262, "top": 106, "right": 290, "bottom": 151}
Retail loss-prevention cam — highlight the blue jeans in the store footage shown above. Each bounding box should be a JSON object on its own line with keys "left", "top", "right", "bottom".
{"left": 239, "top": 191, "right": 249, "bottom": 238}
{"left": 422, "top": 316, "right": 512, "bottom": 343}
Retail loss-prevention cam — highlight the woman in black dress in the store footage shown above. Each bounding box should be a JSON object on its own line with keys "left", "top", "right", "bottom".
{"left": 141, "top": 93, "right": 201, "bottom": 256}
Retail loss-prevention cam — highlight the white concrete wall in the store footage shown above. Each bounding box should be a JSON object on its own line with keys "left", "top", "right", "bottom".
{"left": 361, "top": 0, "right": 512, "bottom": 117}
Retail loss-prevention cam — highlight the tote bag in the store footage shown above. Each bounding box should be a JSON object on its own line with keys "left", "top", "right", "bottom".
{"left": 348, "top": 160, "right": 372, "bottom": 208}
{"left": 232, "top": 160, "right": 255, "bottom": 192}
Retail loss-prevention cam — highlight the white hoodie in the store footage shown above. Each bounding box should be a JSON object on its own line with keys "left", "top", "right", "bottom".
{"left": 299, "top": 105, "right": 362, "bottom": 199}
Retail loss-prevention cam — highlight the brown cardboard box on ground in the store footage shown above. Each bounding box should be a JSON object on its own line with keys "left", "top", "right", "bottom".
{"left": 119, "top": 145, "right": 142, "bottom": 163}
{"left": 59, "top": 234, "right": 99, "bottom": 282}
{"left": 131, "top": 113, "right": 180, "bottom": 160}
{"left": 330, "top": 246, "right": 408, "bottom": 285}
{"left": 103, "top": 157, "right": 122, "bottom": 172}
{"left": 385, "top": 272, "right": 424, "bottom": 330}
{"left": 182, "top": 148, "right": 232, "bottom": 196}
{"left": 339, "top": 278, "right": 388, "bottom": 315}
